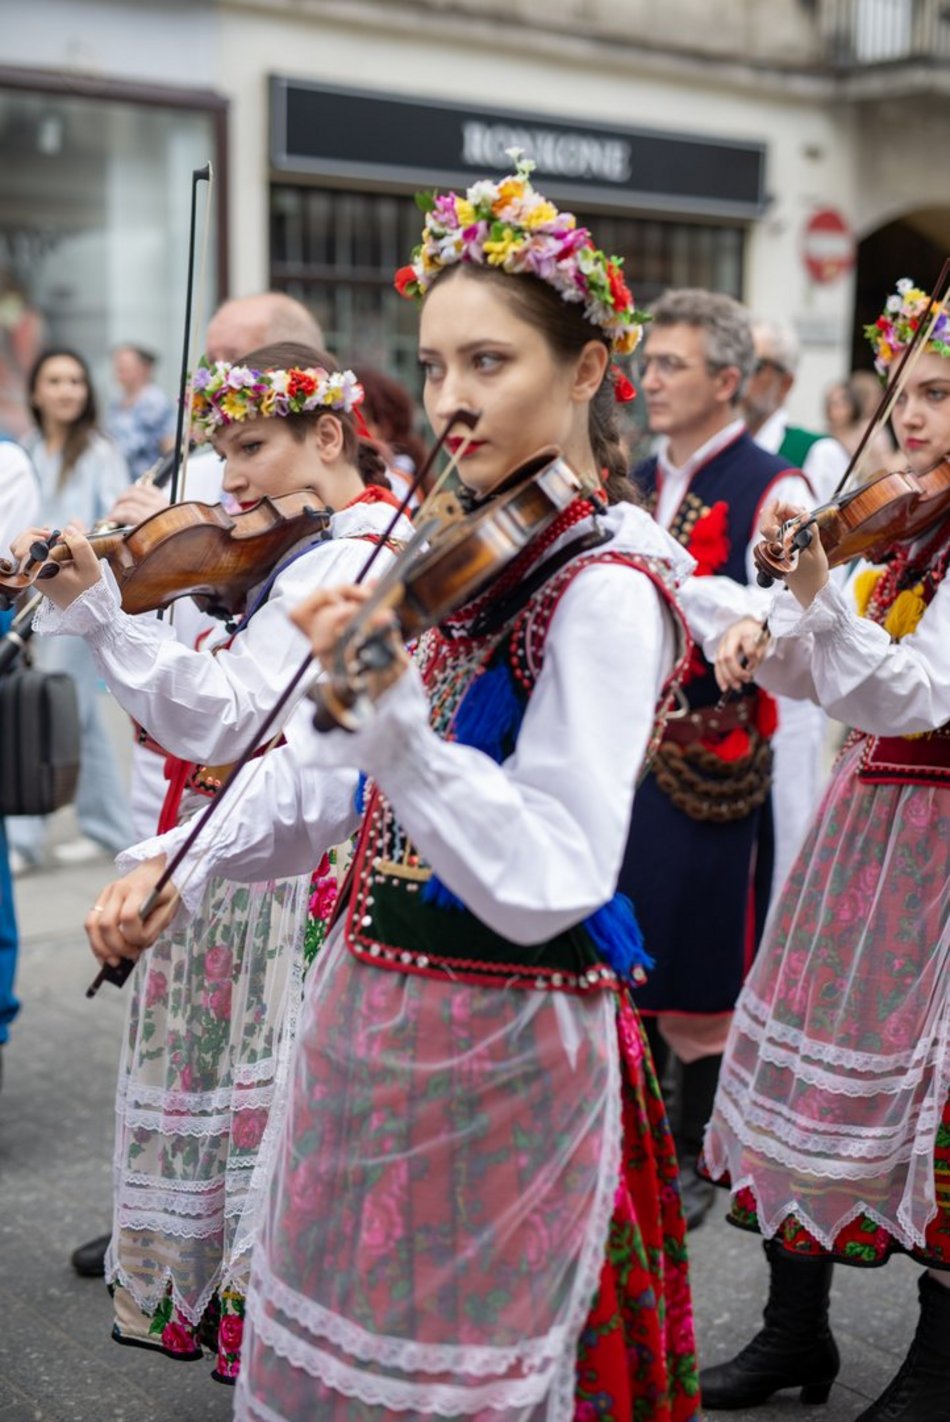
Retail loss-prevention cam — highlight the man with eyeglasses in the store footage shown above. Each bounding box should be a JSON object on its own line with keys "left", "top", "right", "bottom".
{"left": 622, "top": 289, "right": 812, "bottom": 1230}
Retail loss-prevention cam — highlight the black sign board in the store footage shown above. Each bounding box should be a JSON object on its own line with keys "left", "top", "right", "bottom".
{"left": 270, "top": 78, "right": 766, "bottom": 220}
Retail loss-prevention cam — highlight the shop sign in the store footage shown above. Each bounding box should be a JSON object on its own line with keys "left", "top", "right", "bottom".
{"left": 270, "top": 79, "right": 767, "bottom": 219}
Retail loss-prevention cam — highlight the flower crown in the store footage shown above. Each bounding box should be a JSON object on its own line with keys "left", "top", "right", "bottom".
{"left": 189, "top": 359, "right": 364, "bottom": 444}
{"left": 865, "top": 278, "right": 950, "bottom": 376}
{"left": 393, "top": 154, "right": 649, "bottom": 357}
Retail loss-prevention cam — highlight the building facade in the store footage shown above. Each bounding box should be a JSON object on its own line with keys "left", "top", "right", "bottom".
{"left": 2, "top": 0, "right": 948, "bottom": 434}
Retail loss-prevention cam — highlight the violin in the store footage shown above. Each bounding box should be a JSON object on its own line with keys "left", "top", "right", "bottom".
{"left": 0, "top": 491, "right": 332, "bottom": 619}
{"left": 754, "top": 458, "right": 950, "bottom": 586}
{"left": 310, "top": 447, "right": 592, "bottom": 732}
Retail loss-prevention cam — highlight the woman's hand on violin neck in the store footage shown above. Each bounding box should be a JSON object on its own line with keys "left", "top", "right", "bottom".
{"left": 715, "top": 617, "right": 770, "bottom": 694}
{"left": 290, "top": 584, "right": 409, "bottom": 697}
{"left": 38, "top": 525, "right": 104, "bottom": 609}
{"left": 758, "top": 497, "right": 808, "bottom": 543}
{"left": 106, "top": 482, "right": 168, "bottom": 529}
{"left": 758, "top": 496, "right": 829, "bottom": 609}
{"left": 84, "top": 857, "right": 177, "bottom": 968}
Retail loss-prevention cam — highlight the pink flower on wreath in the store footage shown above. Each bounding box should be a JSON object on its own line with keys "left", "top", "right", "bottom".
{"left": 205, "top": 944, "right": 233, "bottom": 980}
{"left": 232, "top": 1108, "right": 268, "bottom": 1151}
{"left": 145, "top": 969, "right": 168, "bottom": 1008}
{"left": 204, "top": 983, "right": 232, "bottom": 1020}
{"left": 219, "top": 1313, "right": 244, "bottom": 1352}
{"left": 161, "top": 1320, "right": 196, "bottom": 1355}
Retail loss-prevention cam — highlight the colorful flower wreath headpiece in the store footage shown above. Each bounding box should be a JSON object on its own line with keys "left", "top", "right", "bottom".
{"left": 189, "top": 359, "right": 365, "bottom": 444}
{"left": 865, "top": 278, "right": 950, "bottom": 376}
{"left": 394, "top": 153, "right": 649, "bottom": 358}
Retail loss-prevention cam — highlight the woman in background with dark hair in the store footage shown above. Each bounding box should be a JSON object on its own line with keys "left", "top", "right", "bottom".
{"left": 354, "top": 363, "right": 428, "bottom": 502}
{"left": 9, "top": 348, "right": 132, "bottom": 872}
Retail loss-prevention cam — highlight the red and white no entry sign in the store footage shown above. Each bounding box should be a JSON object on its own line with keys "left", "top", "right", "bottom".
{"left": 802, "top": 208, "right": 855, "bottom": 284}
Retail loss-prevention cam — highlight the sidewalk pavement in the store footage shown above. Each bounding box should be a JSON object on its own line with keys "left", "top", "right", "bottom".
{"left": 0, "top": 856, "right": 919, "bottom": 1422}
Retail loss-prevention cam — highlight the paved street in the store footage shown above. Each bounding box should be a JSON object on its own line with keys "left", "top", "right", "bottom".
{"left": 1, "top": 854, "right": 919, "bottom": 1422}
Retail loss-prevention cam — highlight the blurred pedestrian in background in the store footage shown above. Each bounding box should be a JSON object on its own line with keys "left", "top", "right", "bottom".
{"left": 106, "top": 343, "right": 175, "bottom": 480}
{"left": 744, "top": 319, "right": 848, "bottom": 503}
{"left": 8, "top": 348, "right": 132, "bottom": 873}
{"left": 825, "top": 372, "right": 895, "bottom": 466}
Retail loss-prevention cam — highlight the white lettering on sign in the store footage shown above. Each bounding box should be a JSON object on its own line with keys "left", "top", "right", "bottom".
{"left": 461, "top": 121, "right": 632, "bottom": 184}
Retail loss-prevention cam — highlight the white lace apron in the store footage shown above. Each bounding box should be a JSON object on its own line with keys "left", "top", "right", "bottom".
{"left": 704, "top": 741, "right": 950, "bottom": 1252}
{"left": 234, "top": 921, "right": 621, "bottom": 1421}
{"left": 107, "top": 870, "right": 311, "bottom": 1324}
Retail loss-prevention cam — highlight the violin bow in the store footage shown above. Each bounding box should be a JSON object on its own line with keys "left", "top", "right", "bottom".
{"left": 86, "top": 409, "right": 479, "bottom": 995}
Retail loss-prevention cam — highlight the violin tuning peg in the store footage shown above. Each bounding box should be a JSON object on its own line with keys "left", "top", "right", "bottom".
{"left": 36, "top": 562, "right": 60, "bottom": 581}
{"left": 792, "top": 527, "right": 813, "bottom": 551}
{"left": 27, "top": 540, "right": 50, "bottom": 567}
{"left": 756, "top": 570, "right": 775, "bottom": 589}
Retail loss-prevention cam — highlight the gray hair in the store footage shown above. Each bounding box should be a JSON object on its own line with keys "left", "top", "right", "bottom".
{"left": 650, "top": 288, "right": 755, "bottom": 401}
{"left": 752, "top": 317, "right": 800, "bottom": 377}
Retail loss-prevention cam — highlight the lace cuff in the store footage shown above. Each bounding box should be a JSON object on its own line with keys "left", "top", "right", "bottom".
{"left": 31, "top": 565, "right": 119, "bottom": 640}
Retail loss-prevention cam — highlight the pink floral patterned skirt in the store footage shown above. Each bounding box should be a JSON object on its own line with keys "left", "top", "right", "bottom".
{"left": 702, "top": 743, "right": 950, "bottom": 1266}
{"left": 234, "top": 926, "right": 699, "bottom": 1421}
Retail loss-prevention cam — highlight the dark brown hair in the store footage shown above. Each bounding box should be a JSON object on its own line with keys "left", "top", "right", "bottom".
{"left": 353, "top": 364, "right": 427, "bottom": 473}
{"left": 237, "top": 341, "right": 389, "bottom": 488}
{"left": 28, "top": 347, "right": 99, "bottom": 488}
{"left": 431, "top": 266, "right": 639, "bottom": 505}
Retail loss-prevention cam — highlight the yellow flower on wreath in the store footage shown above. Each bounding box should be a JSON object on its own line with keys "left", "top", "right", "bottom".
{"left": 260, "top": 388, "right": 278, "bottom": 416}
{"left": 220, "top": 391, "right": 247, "bottom": 421}
{"left": 454, "top": 199, "right": 476, "bottom": 227}
{"left": 522, "top": 200, "right": 559, "bottom": 229}
{"left": 484, "top": 228, "right": 522, "bottom": 266}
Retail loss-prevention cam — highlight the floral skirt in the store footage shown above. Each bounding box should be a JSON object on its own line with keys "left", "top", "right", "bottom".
{"left": 107, "top": 857, "right": 339, "bottom": 1377}
{"left": 702, "top": 744, "right": 950, "bottom": 1264}
{"left": 234, "top": 923, "right": 699, "bottom": 1421}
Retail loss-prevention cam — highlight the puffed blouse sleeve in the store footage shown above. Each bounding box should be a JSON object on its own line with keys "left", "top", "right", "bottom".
{"left": 298, "top": 562, "right": 675, "bottom": 944}
{"left": 753, "top": 572, "right": 950, "bottom": 734}
{"left": 116, "top": 734, "right": 363, "bottom": 915}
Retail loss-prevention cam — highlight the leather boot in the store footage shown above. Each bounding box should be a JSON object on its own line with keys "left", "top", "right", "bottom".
{"left": 677, "top": 1054, "right": 721, "bottom": 1231}
{"left": 854, "top": 1272, "right": 950, "bottom": 1420}
{"left": 700, "top": 1242, "right": 840, "bottom": 1409}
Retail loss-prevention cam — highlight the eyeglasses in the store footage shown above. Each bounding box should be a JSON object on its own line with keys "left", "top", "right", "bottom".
{"left": 638, "top": 354, "right": 705, "bottom": 378}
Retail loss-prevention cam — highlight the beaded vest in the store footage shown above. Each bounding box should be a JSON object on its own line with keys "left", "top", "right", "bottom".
{"left": 344, "top": 505, "right": 690, "bottom": 995}
{"left": 855, "top": 521, "right": 950, "bottom": 786}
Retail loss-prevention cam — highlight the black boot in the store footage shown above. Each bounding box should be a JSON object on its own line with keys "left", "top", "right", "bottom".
{"left": 854, "top": 1272, "right": 950, "bottom": 1420}
{"left": 677, "top": 1054, "right": 721, "bottom": 1231}
{"left": 700, "top": 1242, "right": 840, "bottom": 1410}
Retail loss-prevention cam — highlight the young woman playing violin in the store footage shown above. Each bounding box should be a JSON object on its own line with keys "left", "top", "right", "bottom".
{"left": 87, "top": 160, "right": 702, "bottom": 1420}
{"left": 15, "top": 341, "right": 412, "bottom": 1382}
{"left": 697, "top": 282, "right": 950, "bottom": 1419}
